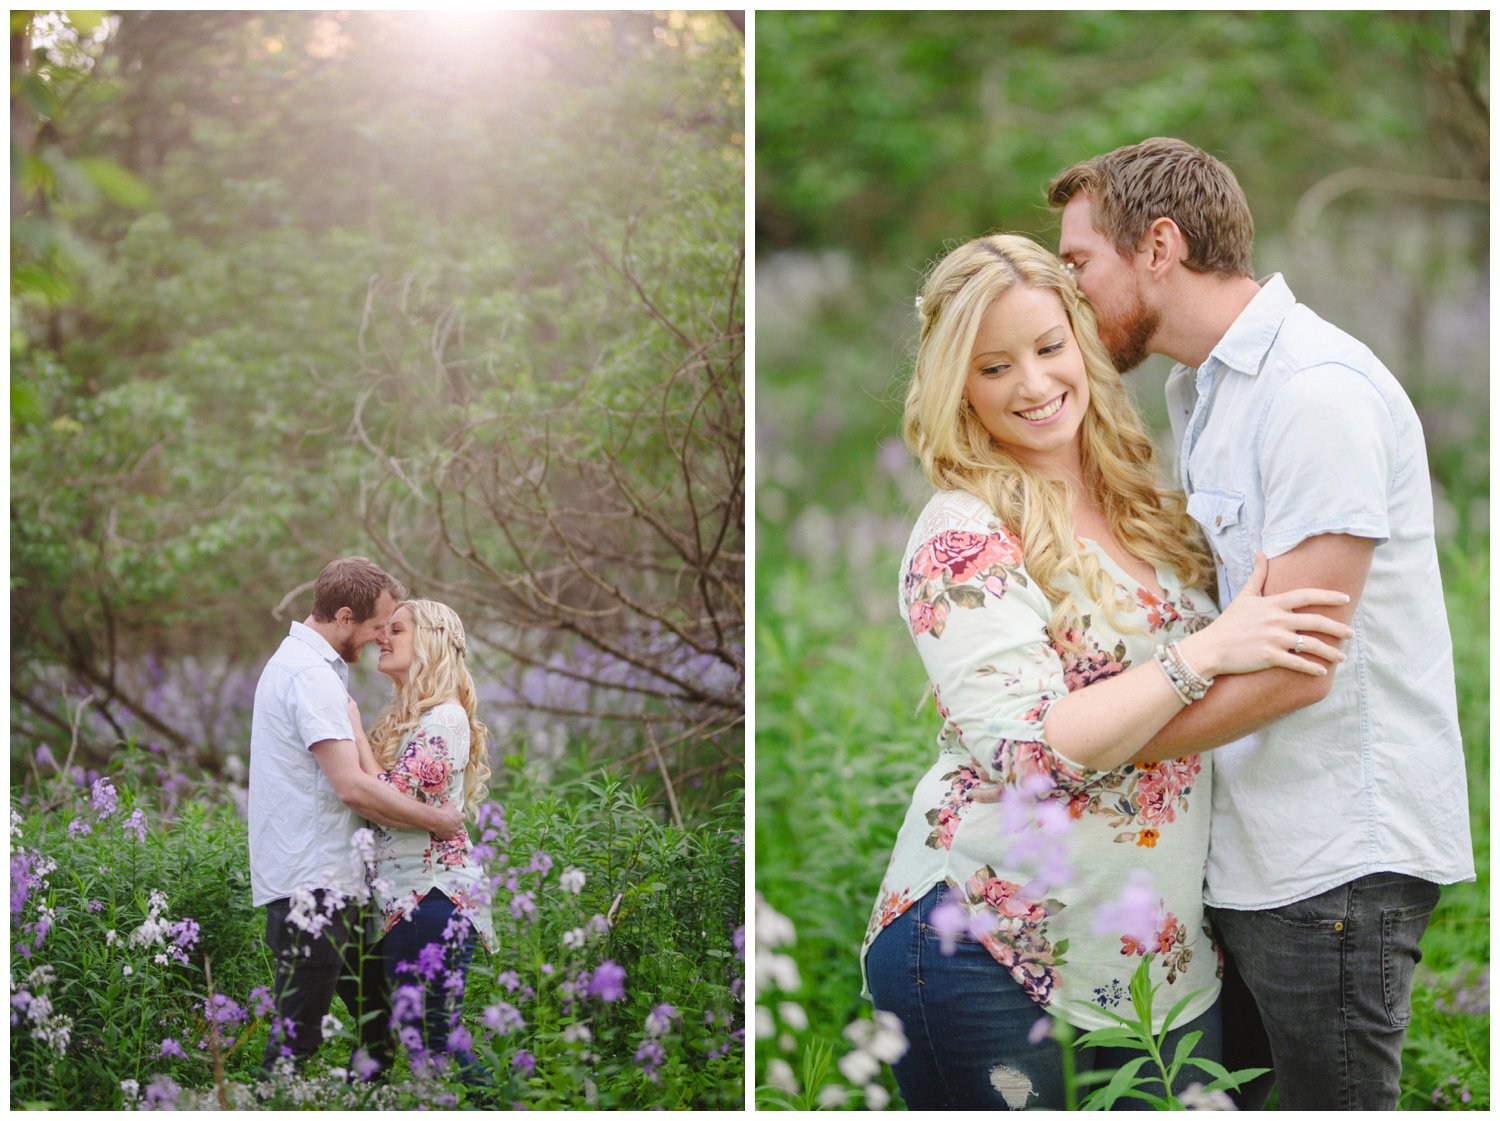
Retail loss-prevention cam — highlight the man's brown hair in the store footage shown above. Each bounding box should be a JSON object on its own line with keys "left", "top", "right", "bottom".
{"left": 1047, "top": 137, "right": 1255, "bottom": 278}
{"left": 311, "top": 556, "right": 406, "bottom": 623}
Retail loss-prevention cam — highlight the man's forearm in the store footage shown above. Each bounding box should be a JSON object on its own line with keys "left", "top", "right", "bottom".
{"left": 1133, "top": 666, "right": 1323, "bottom": 763}
{"left": 342, "top": 773, "right": 450, "bottom": 833}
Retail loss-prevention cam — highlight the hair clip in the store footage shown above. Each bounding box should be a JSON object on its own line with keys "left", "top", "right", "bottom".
{"left": 914, "top": 295, "right": 924, "bottom": 311}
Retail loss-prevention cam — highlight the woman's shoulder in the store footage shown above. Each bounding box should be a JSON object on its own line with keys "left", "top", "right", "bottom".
{"left": 903, "top": 489, "right": 1023, "bottom": 566}
{"left": 419, "top": 702, "right": 469, "bottom": 732}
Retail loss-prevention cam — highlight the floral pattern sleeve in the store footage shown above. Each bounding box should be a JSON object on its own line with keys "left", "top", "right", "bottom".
{"left": 368, "top": 704, "right": 498, "bottom": 954}
{"left": 902, "top": 509, "right": 1100, "bottom": 793}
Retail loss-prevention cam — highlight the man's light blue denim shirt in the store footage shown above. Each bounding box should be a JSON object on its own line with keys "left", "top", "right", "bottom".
{"left": 1165, "top": 274, "right": 1474, "bottom": 909}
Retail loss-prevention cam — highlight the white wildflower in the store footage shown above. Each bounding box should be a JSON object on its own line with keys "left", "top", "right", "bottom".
{"left": 838, "top": 1048, "right": 881, "bottom": 1086}
{"left": 562, "top": 927, "right": 587, "bottom": 950}
{"left": 865, "top": 1083, "right": 892, "bottom": 1110}
{"left": 559, "top": 867, "right": 586, "bottom": 894}
{"left": 1180, "top": 1083, "right": 1238, "bottom": 1111}
{"left": 755, "top": 1005, "right": 775, "bottom": 1039}
{"left": 766, "top": 1057, "right": 798, "bottom": 1096}
{"left": 816, "top": 1084, "right": 848, "bottom": 1109}
{"left": 321, "top": 1013, "right": 343, "bottom": 1040}
{"left": 777, "top": 1000, "right": 808, "bottom": 1031}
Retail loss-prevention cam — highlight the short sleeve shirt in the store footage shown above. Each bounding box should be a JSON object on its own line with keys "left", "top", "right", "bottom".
{"left": 861, "top": 490, "right": 1222, "bottom": 1033}
{"left": 1165, "top": 275, "right": 1475, "bottom": 907}
{"left": 248, "top": 622, "right": 364, "bottom": 906}
{"left": 370, "top": 704, "right": 498, "bottom": 953}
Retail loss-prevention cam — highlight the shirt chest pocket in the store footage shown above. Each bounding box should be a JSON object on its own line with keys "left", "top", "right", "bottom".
{"left": 1186, "top": 488, "right": 1251, "bottom": 582}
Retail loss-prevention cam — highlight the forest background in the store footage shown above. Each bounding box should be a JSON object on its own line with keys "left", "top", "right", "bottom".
{"left": 754, "top": 10, "right": 1488, "bottom": 1111}
{"left": 11, "top": 9, "right": 746, "bottom": 1109}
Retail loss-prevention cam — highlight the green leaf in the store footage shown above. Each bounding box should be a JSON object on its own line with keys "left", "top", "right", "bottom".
{"left": 1157, "top": 983, "right": 1210, "bottom": 1038}
{"left": 1167, "top": 1028, "right": 1204, "bottom": 1071}
{"left": 73, "top": 157, "right": 154, "bottom": 209}
{"left": 1080, "top": 1054, "right": 1151, "bottom": 1110}
{"left": 1073, "top": 1025, "right": 1146, "bottom": 1050}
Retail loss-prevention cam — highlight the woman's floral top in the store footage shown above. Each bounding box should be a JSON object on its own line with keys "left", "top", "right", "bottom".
{"left": 372, "top": 704, "right": 497, "bottom": 953}
{"left": 861, "top": 489, "right": 1221, "bottom": 1032}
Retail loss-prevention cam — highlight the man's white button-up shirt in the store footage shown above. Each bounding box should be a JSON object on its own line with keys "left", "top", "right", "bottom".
{"left": 1165, "top": 274, "right": 1474, "bottom": 908}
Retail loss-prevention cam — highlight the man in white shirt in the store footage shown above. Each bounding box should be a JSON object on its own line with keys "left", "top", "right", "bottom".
{"left": 248, "top": 555, "right": 464, "bottom": 1076}
{"left": 1047, "top": 138, "right": 1474, "bottom": 1109}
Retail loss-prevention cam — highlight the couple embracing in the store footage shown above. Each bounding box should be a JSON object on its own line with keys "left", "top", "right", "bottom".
{"left": 862, "top": 139, "right": 1473, "bottom": 1110}
{"left": 247, "top": 556, "right": 495, "bottom": 1086}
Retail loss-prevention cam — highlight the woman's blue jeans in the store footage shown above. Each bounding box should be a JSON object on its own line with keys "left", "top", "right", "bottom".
{"left": 378, "top": 888, "right": 486, "bottom": 1082}
{"left": 866, "top": 883, "right": 1222, "bottom": 1110}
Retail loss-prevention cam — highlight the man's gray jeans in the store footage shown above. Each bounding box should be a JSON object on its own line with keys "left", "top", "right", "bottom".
{"left": 1207, "top": 871, "right": 1440, "bottom": 1110}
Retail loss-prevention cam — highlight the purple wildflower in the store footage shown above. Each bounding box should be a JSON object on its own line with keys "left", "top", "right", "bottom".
{"left": 415, "top": 940, "right": 447, "bottom": 981}
{"left": 1093, "top": 869, "right": 1161, "bottom": 948}
{"left": 512, "top": 1049, "right": 535, "bottom": 1076}
{"left": 510, "top": 891, "right": 537, "bottom": 922}
{"left": 929, "top": 897, "right": 967, "bottom": 955}
{"left": 122, "top": 808, "right": 147, "bottom": 842}
{"left": 528, "top": 851, "right": 553, "bottom": 876}
{"left": 587, "top": 960, "right": 626, "bottom": 1003}
{"left": 35, "top": 745, "right": 57, "bottom": 771}
{"left": 248, "top": 986, "right": 274, "bottom": 1018}
{"left": 644, "top": 1003, "right": 678, "bottom": 1038}
{"left": 90, "top": 778, "right": 118, "bottom": 818}
{"left": 351, "top": 1048, "right": 381, "bottom": 1081}
{"left": 158, "top": 1038, "right": 187, "bottom": 1059}
{"left": 482, "top": 1002, "right": 525, "bottom": 1035}
{"left": 67, "top": 818, "right": 92, "bottom": 838}
{"left": 634, "top": 1038, "right": 666, "bottom": 1080}
{"left": 202, "top": 994, "right": 247, "bottom": 1028}
{"left": 11, "top": 853, "right": 33, "bottom": 918}
{"left": 142, "top": 1074, "right": 180, "bottom": 1109}
{"left": 446, "top": 1025, "right": 473, "bottom": 1055}
{"left": 732, "top": 924, "right": 745, "bottom": 960}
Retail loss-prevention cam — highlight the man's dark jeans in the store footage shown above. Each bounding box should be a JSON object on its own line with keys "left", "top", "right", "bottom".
{"left": 1207, "top": 871, "right": 1440, "bottom": 1110}
{"left": 260, "top": 891, "right": 394, "bottom": 1076}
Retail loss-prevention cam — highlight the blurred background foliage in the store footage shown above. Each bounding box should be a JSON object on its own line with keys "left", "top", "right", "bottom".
{"left": 11, "top": 9, "right": 745, "bottom": 809}
{"left": 754, "top": 10, "right": 1488, "bottom": 1110}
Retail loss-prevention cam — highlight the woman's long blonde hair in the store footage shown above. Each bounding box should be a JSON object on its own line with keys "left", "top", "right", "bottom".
{"left": 903, "top": 233, "right": 1214, "bottom": 647}
{"left": 367, "top": 598, "right": 491, "bottom": 817}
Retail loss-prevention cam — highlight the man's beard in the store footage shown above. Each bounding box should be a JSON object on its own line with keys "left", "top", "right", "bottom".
{"left": 337, "top": 637, "right": 362, "bottom": 664}
{"left": 1103, "top": 294, "right": 1160, "bottom": 374}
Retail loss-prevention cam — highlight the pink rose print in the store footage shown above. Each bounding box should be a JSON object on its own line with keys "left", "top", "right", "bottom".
{"left": 410, "top": 749, "right": 451, "bottom": 796}
{"left": 909, "top": 599, "right": 937, "bottom": 636}
{"left": 921, "top": 529, "right": 1021, "bottom": 584}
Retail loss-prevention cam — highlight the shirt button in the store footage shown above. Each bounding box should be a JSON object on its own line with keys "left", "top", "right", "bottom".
{"left": 1215, "top": 515, "right": 1223, "bottom": 526}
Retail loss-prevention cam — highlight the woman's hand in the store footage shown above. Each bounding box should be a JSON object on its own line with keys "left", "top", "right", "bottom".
{"left": 1178, "top": 552, "right": 1353, "bottom": 679}
{"left": 347, "top": 694, "right": 363, "bottom": 730}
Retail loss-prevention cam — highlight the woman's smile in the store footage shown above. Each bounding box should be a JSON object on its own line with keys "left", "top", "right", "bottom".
{"left": 1015, "top": 392, "right": 1068, "bottom": 424}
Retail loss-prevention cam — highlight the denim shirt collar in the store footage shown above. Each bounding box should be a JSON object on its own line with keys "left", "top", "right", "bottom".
{"left": 289, "top": 619, "right": 350, "bottom": 688}
{"left": 1201, "top": 273, "right": 1294, "bottom": 382}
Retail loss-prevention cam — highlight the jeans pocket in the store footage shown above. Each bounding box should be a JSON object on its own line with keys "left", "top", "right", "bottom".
{"left": 1381, "top": 897, "right": 1437, "bottom": 1029}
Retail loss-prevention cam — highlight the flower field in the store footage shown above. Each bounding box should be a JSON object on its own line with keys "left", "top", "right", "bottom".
{"left": 10, "top": 742, "right": 744, "bottom": 1109}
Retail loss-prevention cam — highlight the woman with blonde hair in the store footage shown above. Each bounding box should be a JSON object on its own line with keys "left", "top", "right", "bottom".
{"left": 860, "top": 234, "right": 1352, "bottom": 1109}
{"left": 349, "top": 597, "right": 496, "bottom": 1079}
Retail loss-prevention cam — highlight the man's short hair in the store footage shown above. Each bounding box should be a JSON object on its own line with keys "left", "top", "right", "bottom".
{"left": 311, "top": 556, "right": 406, "bottom": 623}
{"left": 1047, "top": 137, "right": 1255, "bottom": 278}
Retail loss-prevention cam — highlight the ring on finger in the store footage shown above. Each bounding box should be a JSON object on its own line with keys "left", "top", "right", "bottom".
{"left": 1294, "top": 634, "right": 1306, "bottom": 655}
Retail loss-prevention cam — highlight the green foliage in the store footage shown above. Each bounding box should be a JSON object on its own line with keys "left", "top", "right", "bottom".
{"left": 10, "top": 746, "right": 744, "bottom": 1109}
{"left": 11, "top": 10, "right": 746, "bottom": 778}
{"left": 757, "top": 11, "right": 1486, "bottom": 263}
